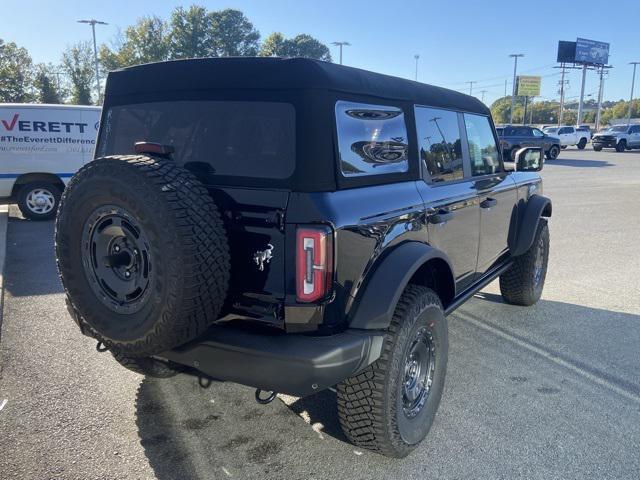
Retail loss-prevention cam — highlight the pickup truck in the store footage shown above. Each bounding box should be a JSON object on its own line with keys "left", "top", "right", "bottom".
{"left": 592, "top": 124, "right": 640, "bottom": 152}
{"left": 542, "top": 126, "right": 590, "bottom": 149}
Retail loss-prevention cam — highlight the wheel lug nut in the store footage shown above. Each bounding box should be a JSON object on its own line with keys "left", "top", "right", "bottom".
{"left": 114, "top": 245, "right": 120, "bottom": 252}
{"left": 125, "top": 271, "right": 130, "bottom": 277}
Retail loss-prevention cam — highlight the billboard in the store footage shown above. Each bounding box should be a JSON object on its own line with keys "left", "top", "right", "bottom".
{"left": 557, "top": 41, "right": 576, "bottom": 63}
{"left": 516, "top": 76, "right": 541, "bottom": 97}
{"left": 575, "top": 38, "right": 609, "bottom": 65}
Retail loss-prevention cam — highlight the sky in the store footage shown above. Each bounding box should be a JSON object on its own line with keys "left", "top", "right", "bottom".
{"left": 2, "top": 0, "right": 638, "bottom": 107}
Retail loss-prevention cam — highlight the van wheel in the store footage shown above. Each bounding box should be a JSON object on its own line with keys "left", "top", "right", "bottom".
{"left": 17, "top": 182, "right": 61, "bottom": 221}
{"left": 337, "top": 285, "right": 448, "bottom": 457}
{"left": 56, "top": 155, "right": 230, "bottom": 357}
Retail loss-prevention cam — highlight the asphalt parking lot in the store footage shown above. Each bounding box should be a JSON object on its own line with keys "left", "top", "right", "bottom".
{"left": 1, "top": 148, "right": 639, "bottom": 480}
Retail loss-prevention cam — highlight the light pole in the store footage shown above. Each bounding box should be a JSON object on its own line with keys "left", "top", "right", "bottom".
{"left": 78, "top": 19, "right": 108, "bottom": 103}
{"left": 414, "top": 54, "right": 420, "bottom": 81}
{"left": 331, "top": 41, "right": 351, "bottom": 65}
{"left": 628, "top": 62, "right": 640, "bottom": 126}
{"left": 509, "top": 54, "right": 524, "bottom": 124}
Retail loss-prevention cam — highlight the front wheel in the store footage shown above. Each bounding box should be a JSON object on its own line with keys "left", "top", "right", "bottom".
{"left": 337, "top": 285, "right": 448, "bottom": 458}
{"left": 546, "top": 145, "right": 560, "bottom": 160}
{"left": 593, "top": 145, "right": 603, "bottom": 152}
{"left": 500, "top": 219, "right": 549, "bottom": 306}
{"left": 616, "top": 140, "right": 626, "bottom": 152}
{"left": 577, "top": 138, "right": 587, "bottom": 149}
{"left": 17, "top": 182, "right": 61, "bottom": 221}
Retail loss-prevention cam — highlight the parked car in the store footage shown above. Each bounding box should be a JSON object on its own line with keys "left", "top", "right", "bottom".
{"left": 542, "top": 125, "right": 590, "bottom": 149}
{"left": 56, "top": 57, "right": 552, "bottom": 458}
{"left": 497, "top": 125, "right": 561, "bottom": 160}
{"left": 0, "top": 103, "right": 101, "bottom": 219}
{"left": 592, "top": 124, "right": 640, "bottom": 152}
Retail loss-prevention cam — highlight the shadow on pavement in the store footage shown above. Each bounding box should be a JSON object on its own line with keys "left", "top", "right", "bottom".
{"left": 4, "top": 213, "right": 63, "bottom": 297}
{"left": 546, "top": 158, "right": 614, "bottom": 168}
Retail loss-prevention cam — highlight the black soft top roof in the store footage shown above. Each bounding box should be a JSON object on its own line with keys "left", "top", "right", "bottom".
{"left": 106, "top": 57, "right": 489, "bottom": 115}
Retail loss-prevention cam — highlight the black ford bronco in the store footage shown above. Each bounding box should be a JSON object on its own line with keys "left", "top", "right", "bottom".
{"left": 55, "top": 58, "right": 551, "bottom": 458}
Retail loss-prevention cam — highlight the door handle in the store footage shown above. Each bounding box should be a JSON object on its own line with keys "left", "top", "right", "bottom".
{"left": 428, "top": 209, "right": 455, "bottom": 224}
{"left": 480, "top": 197, "right": 497, "bottom": 209}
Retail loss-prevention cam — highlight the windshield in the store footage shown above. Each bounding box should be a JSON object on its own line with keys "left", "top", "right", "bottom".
{"left": 543, "top": 128, "right": 558, "bottom": 134}
{"left": 609, "top": 126, "right": 629, "bottom": 132}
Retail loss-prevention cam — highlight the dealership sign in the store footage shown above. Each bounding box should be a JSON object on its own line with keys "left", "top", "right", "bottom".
{"left": 516, "top": 76, "right": 541, "bottom": 97}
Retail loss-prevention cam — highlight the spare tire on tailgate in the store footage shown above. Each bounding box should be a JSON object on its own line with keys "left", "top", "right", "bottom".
{"left": 55, "top": 154, "right": 230, "bottom": 357}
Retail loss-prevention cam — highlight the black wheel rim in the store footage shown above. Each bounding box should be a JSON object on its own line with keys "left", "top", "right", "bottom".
{"left": 81, "top": 205, "right": 153, "bottom": 314}
{"left": 402, "top": 327, "right": 435, "bottom": 418}
{"left": 533, "top": 235, "right": 545, "bottom": 287}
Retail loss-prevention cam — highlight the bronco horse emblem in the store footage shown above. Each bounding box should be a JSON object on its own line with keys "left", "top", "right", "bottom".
{"left": 253, "top": 244, "right": 274, "bottom": 271}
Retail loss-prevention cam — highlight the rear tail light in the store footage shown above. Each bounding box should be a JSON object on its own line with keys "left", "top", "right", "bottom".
{"left": 296, "top": 226, "right": 333, "bottom": 302}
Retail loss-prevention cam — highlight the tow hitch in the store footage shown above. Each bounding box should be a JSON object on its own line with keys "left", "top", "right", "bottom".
{"left": 255, "top": 389, "right": 277, "bottom": 405}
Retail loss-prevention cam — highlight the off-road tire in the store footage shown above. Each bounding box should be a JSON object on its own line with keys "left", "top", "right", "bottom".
{"left": 577, "top": 138, "right": 587, "bottom": 149}
{"left": 17, "top": 182, "right": 62, "bottom": 221}
{"left": 56, "top": 155, "right": 230, "bottom": 357}
{"left": 337, "top": 285, "right": 448, "bottom": 458}
{"left": 111, "top": 351, "right": 184, "bottom": 378}
{"left": 546, "top": 145, "right": 560, "bottom": 160}
{"left": 615, "top": 140, "right": 626, "bottom": 152}
{"left": 500, "top": 219, "right": 549, "bottom": 306}
{"left": 593, "top": 145, "right": 603, "bottom": 152}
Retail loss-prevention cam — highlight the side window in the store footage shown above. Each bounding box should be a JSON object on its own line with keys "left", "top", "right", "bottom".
{"left": 335, "top": 101, "right": 409, "bottom": 177}
{"left": 630, "top": 125, "right": 640, "bottom": 134}
{"left": 559, "top": 127, "right": 569, "bottom": 134}
{"left": 463, "top": 113, "right": 501, "bottom": 176}
{"left": 514, "top": 127, "right": 532, "bottom": 136}
{"left": 415, "top": 107, "right": 464, "bottom": 183}
{"left": 532, "top": 128, "right": 544, "bottom": 137}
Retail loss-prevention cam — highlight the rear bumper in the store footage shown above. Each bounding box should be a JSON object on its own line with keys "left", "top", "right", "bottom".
{"left": 159, "top": 325, "right": 384, "bottom": 396}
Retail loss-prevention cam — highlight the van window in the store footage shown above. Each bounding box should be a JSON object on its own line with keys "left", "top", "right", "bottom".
{"left": 463, "top": 113, "right": 501, "bottom": 176}
{"left": 415, "top": 106, "right": 463, "bottom": 183}
{"left": 335, "top": 101, "right": 409, "bottom": 177}
{"left": 98, "top": 101, "right": 295, "bottom": 179}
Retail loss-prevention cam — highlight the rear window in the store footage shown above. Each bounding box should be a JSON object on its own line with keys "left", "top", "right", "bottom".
{"left": 98, "top": 101, "right": 295, "bottom": 179}
{"left": 335, "top": 101, "right": 409, "bottom": 177}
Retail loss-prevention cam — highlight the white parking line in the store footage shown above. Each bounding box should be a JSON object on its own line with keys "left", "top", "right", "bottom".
{"left": 456, "top": 311, "right": 640, "bottom": 406}
{"left": 0, "top": 398, "right": 7, "bottom": 412}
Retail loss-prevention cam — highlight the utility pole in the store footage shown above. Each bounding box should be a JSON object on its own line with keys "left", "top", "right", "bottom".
{"left": 628, "top": 62, "right": 640, "bottom": 126}
{"left": 504, "top": 79, "right": 507, "bottom": 98}
{"left": 595, "top": 66, "right": 612, "bottom": 131}
{"left": 466, "top": 81, "right": 476, "bottom": 96}
{"left": 480, "top": 90, "right": 487, "bottom": 103}
{"left": 331, "top": 41, "right": 351, "bottom": 65}
{"left": 509, "top": 54, "right": 524, "bottom": 124}
{"left": 78, "top": 19, "right": 108, "bottom": 103}
{"left": 414, "top": 54, "right": 420, "bottom": 81}
{"left": 558, "top": 63, "right": 567, "bottom": 126}
{"left": 577, "top": 64, "right": 588, "bottom": 125}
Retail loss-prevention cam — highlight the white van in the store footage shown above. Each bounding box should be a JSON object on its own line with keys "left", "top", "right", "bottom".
{"left": 0, "top": 103, "right": 101, "bottom": 220}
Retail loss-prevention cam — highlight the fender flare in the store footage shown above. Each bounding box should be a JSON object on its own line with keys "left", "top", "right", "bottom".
{"left": 349, "top": 242, "right": 454, "bottom": 330}
{"left": 510, "top": 194, "right": 552, "bottom": 257}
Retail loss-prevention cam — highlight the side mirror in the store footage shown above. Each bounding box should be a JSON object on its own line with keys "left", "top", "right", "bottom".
{"left": 515, "top": 147, "right": 544, "bottom": 172}
{"left": 503, "top": 160, "right": 516, "bottom": 172}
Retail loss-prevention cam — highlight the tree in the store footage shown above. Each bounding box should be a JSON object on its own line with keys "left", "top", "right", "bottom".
{"left": 168, "top": 5, "right": 212, "bottom": 59}
{"left": 0, "top": 39, "right": 33, "bottom": 102}
{"left": 209, "top": 9, "right": 260, "bottom": 56}
{"left": 100, "top": 16, "right": 169, "bottom": 70}
{"left": 259, "top": 33, "right": 331, "bottom": 61}
{"left": 33, "top": 64, "right": 62, "bottom": 103}
{"left": 62, "top": 42, "right": 94, "bottom": 105}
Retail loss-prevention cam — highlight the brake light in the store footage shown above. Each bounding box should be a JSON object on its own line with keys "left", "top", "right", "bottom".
{"left": 296, "top": 226, "right": 333, "bottom": 302}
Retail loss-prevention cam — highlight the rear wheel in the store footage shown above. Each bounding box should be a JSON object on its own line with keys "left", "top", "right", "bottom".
{"left": 500, "top": 219, "right": 549, "bottom": 306}
{"left": 56, "top": 155, "right": 230, "bottom": 357}
{"left": 546, "top": 145, "right": 560, "bottom": 160}
{"left": 337, "top": 285, "right": 448, "bottom": 458}
{"left": 616, "top": 140, "right": 626, "bottom": 152}
{"left": 577, "top": 138, "right": 587, "bottom": 149}
{"left": 17, "top": 182, "right": 61, "bottom": 221}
